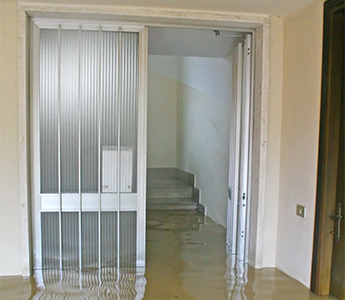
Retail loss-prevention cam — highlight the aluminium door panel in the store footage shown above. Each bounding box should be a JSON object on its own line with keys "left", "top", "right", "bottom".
{"left": 227, "top": 43, "right": 243, "bottom": 254}
{"left": 31, "top": 20, "right": 147, "bottom": 270}
{"left": 236, "top": 34, "right": 252, "bottom": 261}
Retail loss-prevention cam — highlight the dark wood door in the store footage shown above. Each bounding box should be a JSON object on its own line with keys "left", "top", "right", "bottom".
{"left": 330, "top": 67, "right": 344, "bottom": 298}
{"left": 311, "top": 0, "right": 345, "bottom": 298}
{"left": 329, "top": 7, "right": 345, "bottom": 299}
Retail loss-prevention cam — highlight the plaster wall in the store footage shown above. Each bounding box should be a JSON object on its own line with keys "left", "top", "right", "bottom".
{"left": 0, "top": 2, "right": 23, "bottom": 275}
{"left": 276, "top": 0, "right": 324, "bottom": 287}
{"left": 176, "top": 56, "right": 232, "bottom": 227}
{"left": 147, "top": 55, "right": 178, "bottom": 168}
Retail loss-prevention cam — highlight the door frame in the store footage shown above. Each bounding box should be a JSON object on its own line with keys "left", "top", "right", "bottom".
{"left": 17, "top": 3, "right": 270, "bottom": 276}
{"left": 311, "top": 0, "right": 345, "bottom": 295}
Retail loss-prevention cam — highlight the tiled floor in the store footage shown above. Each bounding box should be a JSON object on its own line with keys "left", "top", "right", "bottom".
{"left": 0, "top": 210, "right": 337, "bottom": 299}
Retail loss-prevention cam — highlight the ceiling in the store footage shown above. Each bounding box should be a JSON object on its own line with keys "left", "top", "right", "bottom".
{"left": 3, "top": 0, "right": 319, "bottom": 17}
{"left": 148, "top": 27, "right": 244, "bottom": 58}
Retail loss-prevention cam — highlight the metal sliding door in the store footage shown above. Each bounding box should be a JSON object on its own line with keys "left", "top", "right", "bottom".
{"left": 237, "top": 34, "right": 252, "bottom": 262}
{"left": 31, "top": 19, "right": 147, "bottom": 270}
{"left": 226, "top": 34, "right": 252, "bottom": 262}
{"left": 227, "top": 42, "right": 243, "bottom": 254}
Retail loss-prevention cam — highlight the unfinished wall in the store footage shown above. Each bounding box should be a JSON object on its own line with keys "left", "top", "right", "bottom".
{"left": 147, "top": 55, "right": 178, "bottom": 168}
{"left": 176, "top": 56, "right": 232, "bottom": 227}
{"left": 262, "top": 16, "right": 283, "bottom": 268}
{"left": 0, "top": 2, "right": 23, "bottom": 275}
{"left": 276, "top": 0, "right": 324, "bottom": 287}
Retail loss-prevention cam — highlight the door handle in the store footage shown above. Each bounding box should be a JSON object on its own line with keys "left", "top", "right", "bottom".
{"left": 331, "top": 202, "right": 342, "bottom": 243}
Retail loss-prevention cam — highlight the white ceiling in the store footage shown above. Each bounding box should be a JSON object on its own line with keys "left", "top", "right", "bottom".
{"left": 4, "top": 0, "right": 319, "bottom": 17}
{"left": 148, "top": 27, "right": 244, "bottom": 58}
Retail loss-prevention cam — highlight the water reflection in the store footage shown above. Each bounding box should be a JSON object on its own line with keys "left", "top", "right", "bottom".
{"left": 224, "top": 249, "right": 250, "bottom": 300}
{"left": 31, "top": 268, "right": 146, "bottom": 300}
{"left": 146, "top": 210, "right": 206, "bottom": 232}
{"left": 20, "top": 211, "right": 328, "bottom": 300}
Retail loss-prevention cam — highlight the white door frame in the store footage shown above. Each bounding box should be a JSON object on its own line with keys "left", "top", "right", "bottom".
{"left": 18, "top": 4, "right": 269, "bottom": 276}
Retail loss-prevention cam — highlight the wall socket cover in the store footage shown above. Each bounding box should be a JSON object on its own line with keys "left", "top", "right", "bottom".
{"left": 296, "top": 205, "right": 306, "bottom": 218}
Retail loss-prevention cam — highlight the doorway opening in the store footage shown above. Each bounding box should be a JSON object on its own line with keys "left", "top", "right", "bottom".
{"left": 18, "top": 5, "right": 270, "bottom": 275}
{"left": 29, "top": 21, "right": 254, "bottom": 270}
{"left": 146, "top": 26, "right": 253, "bottom": 261}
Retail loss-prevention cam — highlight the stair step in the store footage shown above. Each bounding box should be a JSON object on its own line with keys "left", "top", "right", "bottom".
{"left": 147, "top": 178, "right": 188, "bottom": 188}
{"left": 146, "top": 168, "right": 202, "bottom": 213}
{"left": 147, "top": 202, "right": 198, "bottom": 211}
{"left": 147, "top": 168, "right": 176, "bottom": 180}
{"left": 147, "top": 198, "right": 195, "bottom": 204}
{"left": 147, "top": 187, "right": 192, "bottom": 199}
{"left": 147, "top": 168, "right": 195, "bottom": 187}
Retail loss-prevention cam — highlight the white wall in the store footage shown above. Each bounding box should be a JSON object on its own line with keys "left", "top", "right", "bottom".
{"left": 147, "top": 55, "right": 178, "bottom": 168}
{"left": 276, "top": 0, "right": 324, "bottom": 288}
{"left": 0, "top": 3, "right": 23, "bottom": 275}
{"left": 176, "top": 56, "right": 232, "bottom": 227}
{"left": 148, "top": 54, "right": 232, "bottom": 227}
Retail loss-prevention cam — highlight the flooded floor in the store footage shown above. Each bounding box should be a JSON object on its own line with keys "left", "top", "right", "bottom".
{"left": 0, "top": 210, "right": 337, "bottom": 299}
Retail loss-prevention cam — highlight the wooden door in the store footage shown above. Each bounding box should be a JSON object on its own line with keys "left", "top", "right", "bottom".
{"left": 329, "top": 6, "right": 345, "bottom": 298}
{"left": 311, "top": 0, "right": 345, "bottom": 298}
{"left": 330, "top": 65, "right": 344, "bottom": 298}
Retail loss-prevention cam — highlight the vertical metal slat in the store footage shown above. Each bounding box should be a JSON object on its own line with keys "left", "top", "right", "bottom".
{"left": 98, "top": 27, "right": 103, "bottom": 269}
{"left": 117, "top": 28, "right": 122, "bottom": 269}
{"left": 78, "top": 26, "right": 82, "bottom": 270}
{"left": 57, "top": 24, "right": 62, "bottom": 271}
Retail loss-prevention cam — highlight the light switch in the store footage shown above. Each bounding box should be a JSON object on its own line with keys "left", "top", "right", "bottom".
{"left": 296, "top": 205, "right": 306, "bottom": 218}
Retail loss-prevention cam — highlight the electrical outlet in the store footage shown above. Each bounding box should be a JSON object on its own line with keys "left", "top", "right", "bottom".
{"left": 296, "top": 205, "right": 306, "bottom": 218}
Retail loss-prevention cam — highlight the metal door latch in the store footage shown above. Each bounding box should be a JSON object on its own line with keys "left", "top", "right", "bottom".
{"left": 331, "top": 202, "right": 342, "bottom": 243}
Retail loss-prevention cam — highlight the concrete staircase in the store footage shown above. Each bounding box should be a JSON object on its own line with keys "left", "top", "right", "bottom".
{"left": 146, "top": 168, "right": 205, "bottom": 213}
